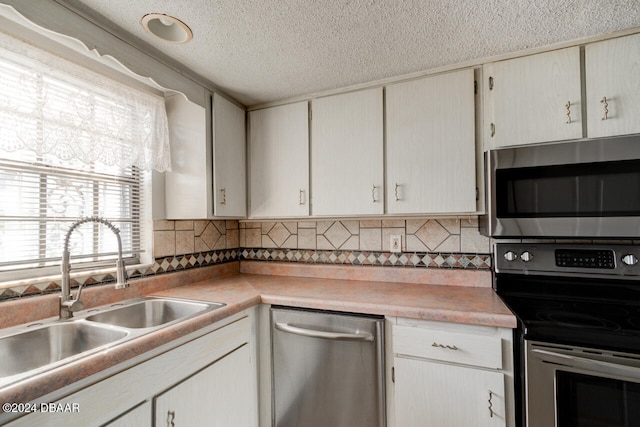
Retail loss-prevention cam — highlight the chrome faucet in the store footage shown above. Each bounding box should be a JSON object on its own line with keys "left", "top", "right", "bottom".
{"left": 60, "top": 216, "right": 129, "bottom": 319}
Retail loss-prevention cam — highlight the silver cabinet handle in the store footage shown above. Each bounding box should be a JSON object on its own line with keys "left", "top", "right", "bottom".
{"left": 299, "top": 189, "right": 305, "bottom": 205}
{"left": 490, "top": 123, "right": 495, "bottom": 137}
{"left": 394, "top": 183, "right": 400, "bottom": 202}
{"left": 601, "top": 96, "right": 609, "bottom": 120}
{"left": 371, "top": 185, "right": 379, "bottom": 203}
{"left": 220, "top": 188, "right": 226, "bottom": 205}
{"left": 275, "top": 322, "right": 374, "bottom": 342}
{"left": 565, "top": 101, "right": 572, "bottom": 124}
{"left": 167, "top": 410, "right": 175, "bottom": 427}
{"left": 432, "top": 342, "right": 459, "bottom": 350}
{"left": 488, "top": 391, "right": 494, "bottom": 418}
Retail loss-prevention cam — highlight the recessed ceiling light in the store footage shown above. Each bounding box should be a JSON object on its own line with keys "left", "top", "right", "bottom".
{"left": 141, "top": 13, "right": 193, "bottom": 44}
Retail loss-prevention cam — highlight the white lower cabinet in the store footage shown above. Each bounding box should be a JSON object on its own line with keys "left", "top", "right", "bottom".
{"left": 395, "top": 358, "right": 505, "bottom": 427}
{"left": 6, "top": 310, "right": 258, "bottom": 427}
{"left": 104, "top": 401, "right": 152, "bottom": 427}
{"left": 154, "top": 344, "right": 256, "bottom": 427}
{"left": 389, "top": 317, "right": 514, "bottom": 427}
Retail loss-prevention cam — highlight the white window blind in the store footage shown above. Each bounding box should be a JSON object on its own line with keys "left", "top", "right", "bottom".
{"left": 0, "top": 31, "right": 170, "bottom": 278}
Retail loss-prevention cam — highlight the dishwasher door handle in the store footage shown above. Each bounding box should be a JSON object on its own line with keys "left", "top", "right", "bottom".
{"left": 274, "top": 322, "right": 374, "bottom": 342}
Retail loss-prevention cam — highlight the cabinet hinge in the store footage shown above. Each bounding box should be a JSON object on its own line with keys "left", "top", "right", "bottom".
{"left": 392, "top": 366, "right": 395, "bottom": 383}
{"left": 474, "top": 80, "right": 478, "bottom": 95}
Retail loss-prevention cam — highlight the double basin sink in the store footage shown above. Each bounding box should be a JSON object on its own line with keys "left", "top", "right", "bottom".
{"left": 0, "top": 297, "right": 224, "bottom": 385}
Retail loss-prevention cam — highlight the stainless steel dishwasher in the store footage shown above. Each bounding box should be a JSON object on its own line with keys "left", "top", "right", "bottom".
{"left": 271, "top": 306, "right": 385, "bottom": 427}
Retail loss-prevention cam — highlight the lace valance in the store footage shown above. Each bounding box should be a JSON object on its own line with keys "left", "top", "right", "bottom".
{"left": 0, "top": 30, "right": 171, "bottom": 172}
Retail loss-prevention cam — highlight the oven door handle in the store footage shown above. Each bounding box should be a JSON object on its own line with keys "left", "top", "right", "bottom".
{"left": 531, "top": 349, "right": 640, "bottom": 380}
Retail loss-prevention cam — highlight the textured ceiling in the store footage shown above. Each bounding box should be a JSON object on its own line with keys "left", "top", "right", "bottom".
{"left": 59, "top": 0, "right": 640, "bottom": 107}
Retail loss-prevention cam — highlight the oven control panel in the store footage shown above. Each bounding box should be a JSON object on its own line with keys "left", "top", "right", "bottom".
{"left": 555, "top": 249, "right": 615, "bottom": 269}
{"left": 494, "top": 243, "right": 640, "bottom": 278}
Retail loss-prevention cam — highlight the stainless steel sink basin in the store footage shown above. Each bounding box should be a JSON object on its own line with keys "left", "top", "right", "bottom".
{"left": 0, "top": 297, "right": 223, "bottom": 386}
{"left": 86, "top": 298, "right": 222, "bottom": 329}
{"left": 0, "top": 322, "right": 128, "bottom": 378}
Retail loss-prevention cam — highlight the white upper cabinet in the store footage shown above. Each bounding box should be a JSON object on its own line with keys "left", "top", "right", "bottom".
{"left": 483, "top": 47, "right": 582, "bottom": 148}
{"left": 386, "top": 69, "right": 477, "bottom": 214}
{"left": 311, "top": 88, "right": 384, "bottom": 216}
{"left": 585, "top": 33, "right": 640, "bottom": 138}
{"left": 165, "top": 93, "right": 211, "bottom": 219}
{"left": 165, "top": 92, "right": 246, "bottom": 219}
{"left": 212, "top": 94, "right": 246, "bottom": 217}
{"left": 248, "top": 102, "right": 309, "bottom": 218}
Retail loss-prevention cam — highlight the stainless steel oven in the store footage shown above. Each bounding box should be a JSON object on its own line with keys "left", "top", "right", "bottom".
{"left": 526, "top": 341, "right": 640, "bottom": 427}
{"left": 494, "top": 243, "right": 640, "bottom": 427}
{"left": 482, "top": 134, "right": 640, "bottom": 238}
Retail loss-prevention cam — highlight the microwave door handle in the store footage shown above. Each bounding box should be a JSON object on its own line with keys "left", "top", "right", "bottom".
{"left": 274, "top": 322, "right": 374, "bottom": 342}
{"left": 531, "top": 349, "right": 640, "bottom": 380}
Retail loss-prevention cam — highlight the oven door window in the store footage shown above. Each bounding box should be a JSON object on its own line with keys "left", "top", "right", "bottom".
{"left": 495, "top": 159, "right": 640, "bottom": 218}
{"left": 556, "top": 371, "right": 640, "bottom": 427}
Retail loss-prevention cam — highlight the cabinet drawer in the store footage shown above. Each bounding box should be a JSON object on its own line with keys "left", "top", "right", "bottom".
{"left": 393, "top": 324, "right": 502, "bottom": 369}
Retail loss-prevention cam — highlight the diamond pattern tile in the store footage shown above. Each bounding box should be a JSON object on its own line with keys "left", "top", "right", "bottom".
{"left": 268, "top": 223, "right": 292, "bottom": 247}
{"left": 415, "top": 220, "right": 450, "bottom": 250}
{"left": 201, "top": 222, "right": 222, "bottom": 250}
{"left": 324, "top": 222, "right": 351, "bottom": 249}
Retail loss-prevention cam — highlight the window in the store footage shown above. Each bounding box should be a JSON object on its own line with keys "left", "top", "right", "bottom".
{"left": 0, "top": 152, "right": 143, "bottom": 276}
{"left": 0, "top": 30, "right": 170, "bottom": 281}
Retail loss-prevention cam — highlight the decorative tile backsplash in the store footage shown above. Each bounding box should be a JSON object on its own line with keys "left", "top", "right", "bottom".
{"left": 153, "top": 220, "right": 239, "bottom": 257}
{"left": 0, "top": 217, "right": 491, "bottom": 300}
{"left": 238, "top": 218, "right": 492, "bottom": 270}
{"left": 241, "top": 248, "right": 490, "bottom": 269}
{"left": 239, "top": 217, "right": 490, "bottom": 253}
{"left": 0, "top": 249, "right": 238, "bottom": 301}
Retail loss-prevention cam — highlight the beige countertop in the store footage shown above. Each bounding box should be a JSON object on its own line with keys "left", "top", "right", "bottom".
{"left": 155, "top": 273, "right": 515, "bottom": 328}
{"left": 0, "top": 261, "right": 515, "bottom": 420}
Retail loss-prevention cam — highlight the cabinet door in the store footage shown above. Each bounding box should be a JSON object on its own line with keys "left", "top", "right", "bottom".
{"left": 586, "top": 33, "right": 640, "bottom": 138}
{"left": 154, "top": 344, "right": 257, "bottom": 427}
{"left": 386, "top": 69, "right": 476, "bottom": 214}
{"left": 103, "top": 401, "right": 151, "bottom": 426}
{"left": 165, "top": 93, "right": 211, "bottom": 219}
{"left": 311, "top": 88, "right": 384, "bottom": 216}
{"left": 484, "top": 47, "right": 582, "bottom": 148}
{"left": 249, "top": 102, "right": 309, "bottom": 217}
{"left": 395, "top": 357, "right": 506, "bottom": 427}
{"left": 213, "top": 94, "right": 246, "bottom": 217}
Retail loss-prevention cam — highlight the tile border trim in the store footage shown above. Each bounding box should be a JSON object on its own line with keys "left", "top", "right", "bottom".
{"left": 240, "top": 248, "right": 491, "bottom": 269}
{"left": 0, "top": 248, "right": 491, "bottom": 301}
{"left": 0, "top": 250, "right": 238, "bottom": 301}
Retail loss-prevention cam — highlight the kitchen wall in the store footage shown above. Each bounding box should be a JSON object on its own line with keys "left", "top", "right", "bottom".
{"left": 245, "top": 218, "right": 489, "bottom": 252}
{"left": 0, "top": 216, "right": 491, "bottom": 300}
{"left": 150, "top": 217, "right": 491, "bottom": 270}
{"left": 239, "top": 217, "right": 491, "bottom": 268}
{"left": 153, "top": 220, "right": 239, "bottom": 256}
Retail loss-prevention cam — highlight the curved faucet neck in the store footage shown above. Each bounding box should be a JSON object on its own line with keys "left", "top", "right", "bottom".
{"left": 60, "top": 216, "right": 128, "bottom": 320}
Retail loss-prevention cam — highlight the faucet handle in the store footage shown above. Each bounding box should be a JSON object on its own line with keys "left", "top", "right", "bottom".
{"left": 115, "top": 259, "right": 129, "bottom": 289}
{"left": 61, "top": 297, "right": 84, "bottom": 313}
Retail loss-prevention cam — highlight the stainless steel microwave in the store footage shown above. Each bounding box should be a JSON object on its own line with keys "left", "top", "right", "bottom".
{"left": 482, "top": 134, "right": 640, "bottom": 238}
